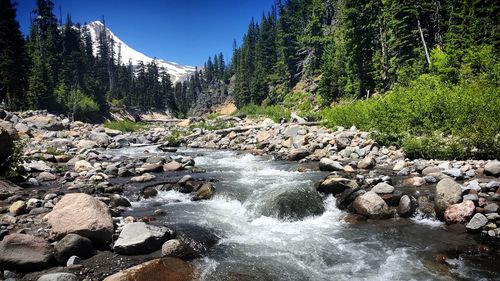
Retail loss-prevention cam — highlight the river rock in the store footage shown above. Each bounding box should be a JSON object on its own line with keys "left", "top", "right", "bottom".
{"left": 0, "top": 233, "right": 54, "bottom": 271}
{"left": 466, "top": 213, "right": 488, "bottom": 231}
{"left": 352, "top": 191, "right": 391, "bottom": 219}
{"left": 45, "top": 193, "right": 114, "bottom": 243}
{"left": 0, "top": 121, "right": 17, "bottom": 172}
{"left": 136, "top": 163, "right": 163, "bottom": 174}
{"left": 131, "top": 173, "right": 156, "bottom": 182}
{"left": 484, "top": 160, "right": 500, "bottom": 176}
{"left": 173, "top": 224, "right": 219, "bottom": 255}
{"left": 193, "top": 182, "right": 216, "bottom": 201}
{"left": 24, "top": 115, "right": 64, "bottom": 131}
{"left": 371, "top": 182, "right": 394, "bottom": 194}
{"left": 141, "top": 186, "right": 158, "bottom": 198}
{"left": 110, "top": 194, "right": 132, "bottom": 207}
{"left": 54, "top": 234, "right": 95, "bottom": 264}
{"left": 161, "top": 239, "right": 197, "bottom": 260}
{"left": 435, "top": 178, "right": 462, "bottom": 218}
{"left": 36, "top": 172, "right": 57, "bottom": 182}
{"left": 484, "top": 203, "right": 499, "bottom": 214}
{"left": 393, "top": 160, "right": 407, "bottom": 171}
{"left": 114, "top": 222, "right": 173, "bottom": 255}
{"left": 37, "top": 273, "right": 78, "bottom": 281}
{"left": 24, "top": 160, "right": 51, "bottom": 172}
{"left": 422, "top": 166, "right": 440, "bottom": 175}
{"left": 74, "top": 160, "right": 93, "bottom": 173}
{"left": 89, "top": 132, "right": 109, "bottom": 147}
{"left": 0, "top": 180, "right": 22, "bottom": 200}
{"left": 9, "top": 200, "right": 27, "bottom": 216}
{"left": 443, "top": 168, "right": 464, "bottom": 179}
{"left": 163, "top": 161, "right": 183, "bottom": 172}
{"left": 336, "top": 188, "right": 365, "bottom": 210}
{"left": 318, "top": 158, "right": 344, "bottom": 171}
{"left": 357, "top": 157, "right": 376, "bottom": 169}
{"left": 288, "top": 148, "right": 309, "bottom": 161}
{"left": 317, "top": 176, "right": 358, "bottom": 195}
{"left": 444, "top": 200, "right": 476, "bottom": 224}
{"left": 103, "top": 257, "right": 195, "bottom": 281}
{"left": 397, "top": 195, "right": 418, "bottom": 217}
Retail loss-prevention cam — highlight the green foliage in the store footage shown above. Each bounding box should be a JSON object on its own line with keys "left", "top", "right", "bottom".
{"left": 0, "top": 140, "right": 24, "bottom": 180}
{"left": 104, "top": 120, "right": 145, "bottom": 132}
{"left": 73, "top": 92, "right": 100, "bottom": 121}
{"left": 189, "top": 120, "right": 232, "bottom": 131}
{"left": 239, "top": 104, "right": 291, "bottom": 123}
{"left": 45, "top": 147, "right": 63, "bottom": 156}
{"left": 165, "top": 128, "right": 190, "bottom": 147}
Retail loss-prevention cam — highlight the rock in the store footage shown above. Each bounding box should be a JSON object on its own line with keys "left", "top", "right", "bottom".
{"left": 25, "top": 115, "right": 65, "bottom": 131}
{"left": 484, "top": 203, "right": 499, "bottom": 214}
{"left": 397, "top": 195, "right": 418, "bottom": 218}
{"left": 422, "top": 166, "right": 440, "bottom": 175}
{"left": 173, "top": 224, "right": 219, "bottom": 255}
{"left": 54, "top": 234, "right": 94, "bottom": 264}
{"left": 444, "top": 200, "right": 476, "bottom": 224}
{"left": 74, "top": 160, "right": 93, "bottom": 173}
{"left": 0, "top": 121, "right": 17, "bottom": 172}
{"left": 256, "top": 131, "right": 270, "bottom": 142}
{"left": 357, "top": 157, "right": 376, "bottom": 169}
{"left": 178, "top": 175, "right": 192, "bottom": 186}
{"left": 163, "top": 161, "right": 183, "bottom": 172}
{"left": 76, "top": 139, "right": 97, "bottom": 150}
{"left": 131, "top": 173, "right": 156, "bottom": 183}
{"left": 435, "top": 178, "right": 463, "bottom": 218}
{"left": 393, "top": 160, "right": 407, "bottom": 171}
{"left": 193, "top": 182, "right": 216, "bottom": 201}
{"left": 38, "top": 273, "right": 78, "bottom": 281}
{"left": 402, "top": 177, "right": 426, "bottom": 187}
{"left": 36, "top": 172, "right": 57, "bottom": 182}
{"left": 484, "top": 160, "right": 500, "bottom": 176}
{"left": 466, "top": 213, "right": 488, "bottom": 231}
{"left": 336, "top": 188, "right": 365, "bottom": 210}
{"left": 317, "top": 176, "right": 358, "bottom": 195}
{"left": 443, "top": 168, "right": 464, "bottom": 179}
{"left": 462, "top": 194, "right": 479, "bottom": 202}
{"left": 45, "top": 193, "right": 114, "bottom": 243}
{"left": 114, "top": 222, "right": 172, "bottom": 255}
{"left": 371, "top": 182, "right": 394, "bottom": 194}
{"left": 352, "top": 191, "right": 391, "bottom": 219}
{"left": 287, "top": 149, "right": 309, "bottom": 161}
{"left": 161, "top": 239, "right": 197, "bottom": 260}
{"left": 110, "top": 194, "right": 132, "bottom": 208}
{"left": 0, "top": 180, "right": 22, "bottom": 200}
{"left": 142, "top": 186, "right": 158, "bottom": 198}
{"left": 66, "top": 255, "right": 81, "bottom": 267}
{"left": 136, "top": 163, "right": 163, "bottom": 174}
{"left": 24, "top": 160, "right": 51, "bottom": 172}
{"left": 318, "top": 158, "right": 344, "bottom": 171}
{"left": 9, "top": 200, "right": 27, "bottom": 216}
{"left": 103, "top": 257, "right": 196, "bottom": 281}
{"left": 0, "top": 233, "right": 53, "bottom": 271}
{"left": 89, "top": 132, "right": 109, "bottom": 147}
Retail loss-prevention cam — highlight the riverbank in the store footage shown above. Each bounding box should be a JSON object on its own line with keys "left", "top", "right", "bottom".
{"left": 0, "top": 110, "right": 499, "bottom": 280}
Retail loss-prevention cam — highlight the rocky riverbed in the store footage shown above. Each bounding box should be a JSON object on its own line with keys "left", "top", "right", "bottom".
{"left": 0, "top": 110, "right": 499, "bottom": 280}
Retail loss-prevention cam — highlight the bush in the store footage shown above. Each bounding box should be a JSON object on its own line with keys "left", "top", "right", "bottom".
{"left": 165, "top": 128, "right": 190, "bottom": 147}
{"left": 0, "top": 140, "right": 24, "bottom": 180}
{"left": 238, "top": 104, "right": 291, "bottom": 122}
{"left": 104, "top": 120, "right": 145, "bottom": 132}
{"left": 73, "top": 94, "right": 100, "bottom": 121}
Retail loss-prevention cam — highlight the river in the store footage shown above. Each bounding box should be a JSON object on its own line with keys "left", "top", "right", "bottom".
{"left": 118, "top": 147, "right": 498, "bottom": 281}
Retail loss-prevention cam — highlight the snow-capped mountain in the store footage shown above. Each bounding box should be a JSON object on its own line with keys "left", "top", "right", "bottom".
{"left": 85, "top": 21, "right": 196, "bottom": 83}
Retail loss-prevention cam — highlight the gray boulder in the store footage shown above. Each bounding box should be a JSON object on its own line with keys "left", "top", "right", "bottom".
{"left": 434, "top": 178, "right": 462, "bottom": 218}
{"left": 0, "top": 233, "right": 54, "bottom": 271}
{"left": 352, "top": 191, "right": 391, "bottom": 219}
{"left": 37, "top": 273, "right": 78, "bottom": 281}
{"left": 466, "top": 213, "right": 488, "bottom": 231}
{"left": 318, "top": 158, "right": 344, "bottom": 171}
{"left": 161, "top": 239, "right": 198, "bottom": 260}
{"left": 397, "top": 195, "right": 418, "bottom": 218}
{"left": 371, "top": 182, "right": 394, "bottom": 194}
{"left": 317, "top": 176, "right": 358, "bottom": 195}
{"left": 484, "top": 160, "right": 500, "bottom": 177}
{"left": 54, "top": 234, "right": 95, "bottom": 264}
{"left": 357, "top": 157, "right": 376, "bottom": 169}
{"left": 114, "top": 222, "right": 173, "bottom": 255}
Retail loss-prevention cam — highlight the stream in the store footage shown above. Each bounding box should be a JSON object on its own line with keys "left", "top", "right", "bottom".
{"left": 118, "top": 147, "right": 498, "bottom": 281}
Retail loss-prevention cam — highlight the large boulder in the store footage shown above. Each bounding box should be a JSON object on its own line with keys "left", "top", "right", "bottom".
{"left": 318, "top": 158, "right": 344, "bottom": 171}
{"left": 193, "top": 182, "right": 216, "bottom": 201}
{"left": 434, "top": 178, "right": 462, "bottom": 218}
{"left": 172, "top": 224, "right": 219, "bottom": 256}
{"left": 25, "top": 115, "right": 65, "bottom": 131}
{"left": 317, "top": 176, "right": 358, "bottom": 195}
{"left": 161, "top": 239, "right": 198, "bottom": 260}
{"left": 114, "top": 222, "right": 173, "bottom": 255}
{"left": 371, "top": 182, "right": 394, "bottom": 194}
{"left": 44, "top": 193, "right": 114, "bottom": 243}
{"left": 54, "top": 234, "right": 95, "bottom": 264}
{"left": 287, "top": 148, "right": 310, "bottom": 161}
{"left": 397, "top": 195, "right": 418, "bottom": 218}
{"left": 0, "top": 233, "right": 54, "bottom": 271}
{"left": 103, "top": 257, "right": 196, "bottom": 281}
{"left": 0, "top": 121, "right": 17, "bottom": 173}
{"left": 484, "top": 160, "right": 500, "bottom": 177}
{"left": 89, "top": 132, "right": 110, "bottom": 147}
{"left": 444, "top": 200, "right": 475, "bottom": 224}
{"left": 352, "top": 191, "right": 391, "bottom": 219}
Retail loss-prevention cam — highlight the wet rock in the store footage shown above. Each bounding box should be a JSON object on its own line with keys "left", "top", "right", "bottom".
{"left": 54, "top": 234, "right": 94, "bottom": 264}
{"left": 131, "top": 173, "right": 156, "bottom": 183}
{"left": 173, "top": 224, "right": 219, "bottom": 255}
{"left": 357, "top": 157, "right": 376, "bottom": 169}
{"left": 178, "top": 175, "right": 192, "bottom": 186}
{"left": 45, "top": 193, "right": 114, "bottom": 243}
{"left": 38, "top": 273, "right": 78, "bottom": 281}
{"left": 336, "top": 188, "right": 365, "bottom": 210}
{"left": 193, "top": 182, "right": 216, "bottom": 201}
{"left": 110, "top": 194, "right": 132, "bottom": 207}
{"left": 484, "top": 160, "right": 500, "bottom": 176}
{"left": 136, "top": 163, "right": 163, "bottom": 174}
{"left": 74, "top": 160, "right": 93, "bottom": 173}
{"left": 288, "top": 149, "right": 309, "bottom": 161}
{"left": 444, "top": 200, "right": 475, "bottom": 224}
{"left": 352, "top": 191, "right": 391, "bottom": 219}
{"left": 163, "top": 161, "right": 183, "bottom": 172}
{"left": 142, "top": 186, "right": 158, "bottom": 198}
{"left": 0, "top": 233, "right": 54, "bottom": 271}
{"left": 318, "top": 158, "right": 343, "bottom": 171}
{"left": 161, "top": 239, "right": 198, "bottom": 260}
{"left": 317, "top": 176, "right": 358, "bottom": 195}
{"left": 342, "top": 213, "right": 367, "bottom": 224}
{"left": 103, "top": 257, "right": 196, "bottom": 281}
{"left": 9, "top": 200, "right": 27, "bottom": 216}
{"left": 114, "top": 222, "right": 173, "bottom": 255}
{"left": 397, "top": 195, "right": 418, "bottom": 218}
{"left": 466, "top": 213, "right": 488, "bottom": 231}
{"left": 371, "top": 182, "right": 394, "bottom": 194}
{"left": 435, "top": 178, "right": 462, "bottom": 218}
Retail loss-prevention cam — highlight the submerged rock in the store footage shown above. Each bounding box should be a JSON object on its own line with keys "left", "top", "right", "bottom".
{"left": 397, "top": 195, "right": 418, "bottom": 218}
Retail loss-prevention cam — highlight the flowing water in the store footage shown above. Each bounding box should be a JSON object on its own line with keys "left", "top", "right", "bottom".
{"left": 118, "top": 147, "right": 499, "bottom": 281}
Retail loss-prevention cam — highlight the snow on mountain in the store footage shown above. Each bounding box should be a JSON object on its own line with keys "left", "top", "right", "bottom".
{"left": 85, "top": 21, "right": 196, "bottom": 83}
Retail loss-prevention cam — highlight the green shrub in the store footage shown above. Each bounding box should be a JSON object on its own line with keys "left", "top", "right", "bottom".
{"left": 165, "top": 128, "right": 190, "bottom": 147}
{"left": 104, "top": 120, "right": 145, "bottom": 132}
{"left": 0, "top": 140, "right": 24, "bottom": 180}
{"left": 239, "top": 104, "right": 291, "bottom": 122}
{"left": 189, "top": 120, "right": 233, "bottom": 131}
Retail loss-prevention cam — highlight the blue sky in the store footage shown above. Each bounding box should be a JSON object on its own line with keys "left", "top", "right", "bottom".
{"left": 15, "top": 0, "right": 275, "bottom": 66}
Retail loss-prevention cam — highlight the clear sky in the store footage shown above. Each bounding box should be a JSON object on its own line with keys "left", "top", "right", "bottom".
{"left": 15, "top": 0, "right": 275, "bottom": 66}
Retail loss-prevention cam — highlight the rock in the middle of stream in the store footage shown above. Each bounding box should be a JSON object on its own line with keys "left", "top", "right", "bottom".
{"left": 114, "top": 222, "right": 173, "bottom": 255}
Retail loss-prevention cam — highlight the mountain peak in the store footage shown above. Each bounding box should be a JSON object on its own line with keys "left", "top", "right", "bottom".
{"left": 84, "top": 21, "right": 195, "bottom": 83}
